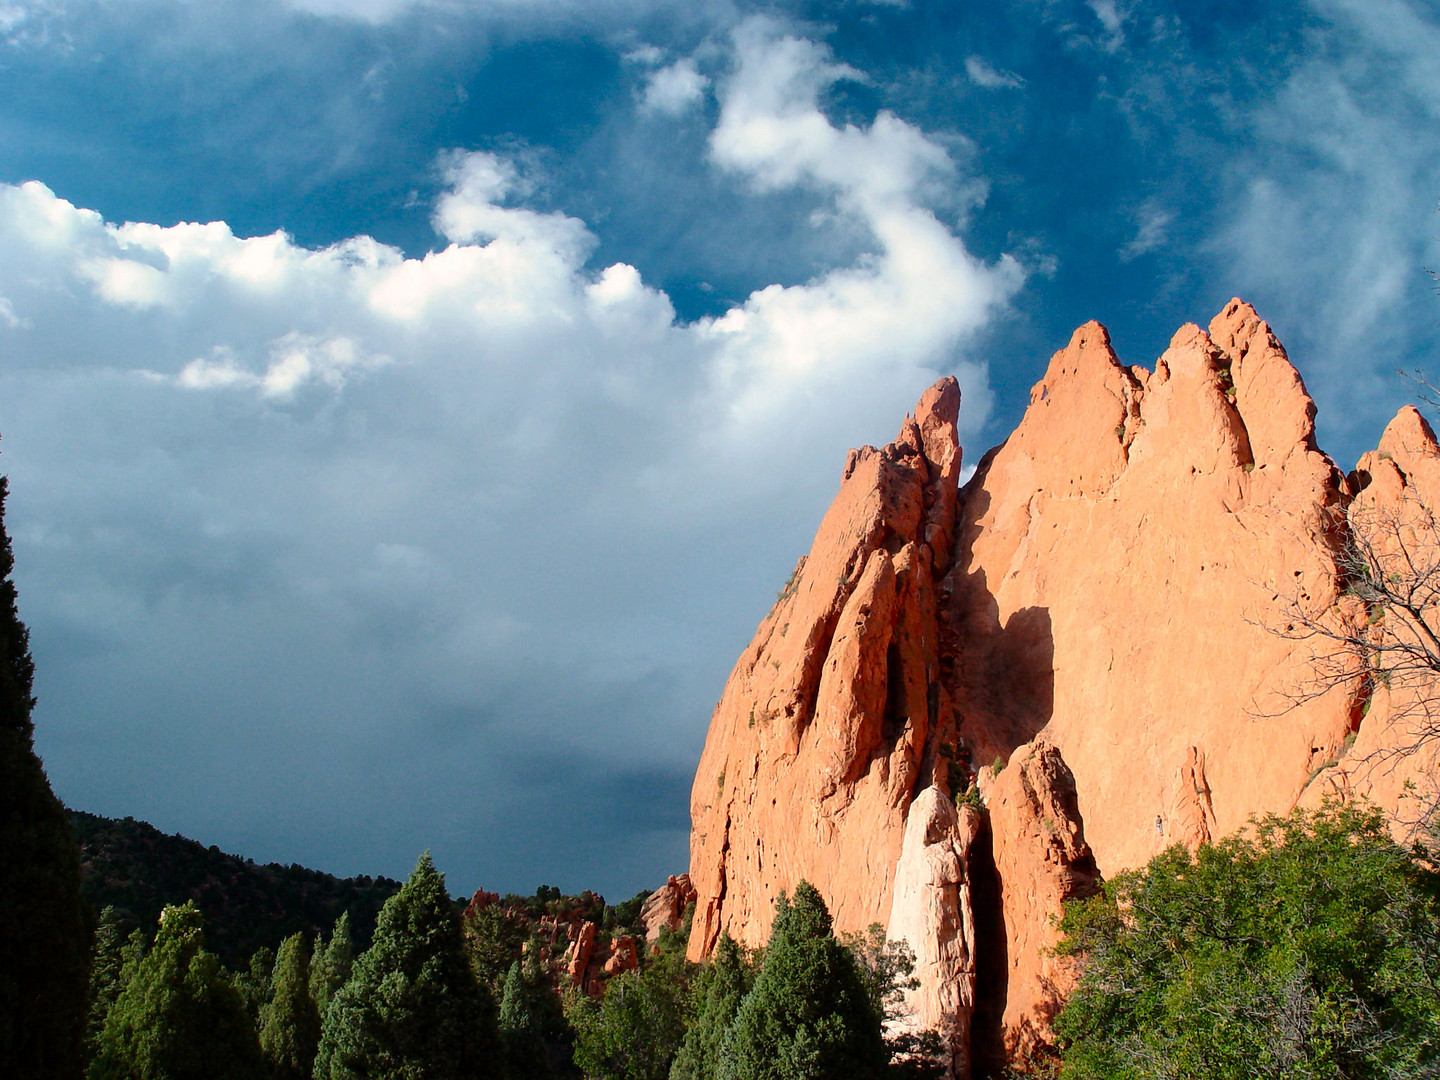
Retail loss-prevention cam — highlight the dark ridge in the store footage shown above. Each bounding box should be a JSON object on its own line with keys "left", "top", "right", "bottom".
{"left": 68, "top": 809, "right": 401, "bottom": 967}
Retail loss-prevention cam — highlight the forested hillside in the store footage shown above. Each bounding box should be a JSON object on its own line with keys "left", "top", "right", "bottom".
{"left": 69, "top": 810, "right": 400, "bottom": 967}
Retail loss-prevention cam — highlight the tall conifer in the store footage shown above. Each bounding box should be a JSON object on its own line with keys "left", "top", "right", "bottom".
{"left": 499, "top": 958, "right": 550, "bottom": 1080}
{"left": 723, "top": 882, "right": 886, "bottom": 1080}
{"left": 0, "top": 474, "right": 91, "bottom": 1079}
{"left": 86, "top": 907, "right": 134, "bottom": 1054}
{"left": 313, "top": 853, "right": 502, "bottom": 1080}
{"left": 259, "top": 932, "right": 321, "bottom": 1080}
{"left": 670, "top": 933, "right": 751, "bottom": 1080}
{"left": 310, "top": 911, "right": 354, "bottom": 1018}
{"left": 88, "top": 902, "right": 265, "bottom": 1080}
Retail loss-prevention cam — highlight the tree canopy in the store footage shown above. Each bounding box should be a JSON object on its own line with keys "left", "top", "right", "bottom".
{"left": 89, "top": 902, "right": 266, "bottom": 1080}
{"left": 258, "top": 932, "right": 321, "bottom": 1080}
{"left": 1054, "top": 801, "right": 1440, "bottom": 1080}
{"left": 723, "top": 881, "right": 887, "bottom": 1080}
{"left": 313, "top": 852, "right": 503, "bottom": 1080}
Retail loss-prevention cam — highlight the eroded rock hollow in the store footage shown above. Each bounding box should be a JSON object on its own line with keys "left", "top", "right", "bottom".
{"left": 685, "top": 300, "right": 1440, "bottom": 1076}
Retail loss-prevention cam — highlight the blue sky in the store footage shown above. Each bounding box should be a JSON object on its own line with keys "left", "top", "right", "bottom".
{"left": 1, "top": 0, "right": 1437, "bottom": 900}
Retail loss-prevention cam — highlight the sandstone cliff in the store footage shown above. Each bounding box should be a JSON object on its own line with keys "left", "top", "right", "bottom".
{"left": 686, "top": 299, "right": 1439, "bottom": 1076}
{"left": 687, "top": 377, "right": 964, "bottom": 969}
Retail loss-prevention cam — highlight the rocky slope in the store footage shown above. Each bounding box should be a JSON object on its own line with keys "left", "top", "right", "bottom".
{"left": 685, "top": 300, "right": 1438, "bottom": 1076}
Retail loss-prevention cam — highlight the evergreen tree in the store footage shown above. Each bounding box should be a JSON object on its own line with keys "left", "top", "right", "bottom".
{"left": 723, "top": 882, "right": 887, "bottom": 1080}
{"left": 313, "top": 852, "right": 503, "bottom": 1080}
{"left": 464, "top": 902, "right": 527, "bottom": 988}
{"left": 310, "top": 911, "right": 354, "bottom": 1018}
{"left": 568, "top": 947, "right": 694, "bottom": 1080}
{"left": 258, "top": 932, "right": 321, "bottom": 1080}
{"left": 0, "top": 474, "right": 92, "bottom": 1079}
{"left": 234, "top": 945, "right": 275, "bottom": 1024}
{"left": 88, "top": 902, "right": 265, "bottom": 1080}
{"left": 86, "top": 907, "right": 137, "bottom": 1054}
{"left": 669, "top": 933, "right": 752, "bottom": 1080}
{"left": 499, "top": 957, "right": 552, "bottom": 1080}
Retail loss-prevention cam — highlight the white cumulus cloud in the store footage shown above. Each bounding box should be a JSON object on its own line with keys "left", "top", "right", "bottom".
{"left": 642, "top": 57, "right": 709, "bottom": 116}
{"left": 0, "top": 17, "right": 1019, "bottom": 889}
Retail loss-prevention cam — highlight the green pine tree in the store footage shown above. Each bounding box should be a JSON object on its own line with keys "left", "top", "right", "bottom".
{"left": 669, "top": 933, "right": 752, "bottom": 1080}
{"left": 499, "top": 957, "right": 551, "bottom": 1080}
{"left": 0, "top": 474, "right": 92, "bottom": 1080}
{"left": 234, "top": 945, "right": 275, "bottom": 1024}
{"left": 723, "top": 882, "right": 887, "bottom": 1080}
{"left": 86, "top": 907, "right": 136, "bottom": 1054}
{"left": 258, "top": 932, "right": 321, "bottom": 1080}
{"left": 88, "top": 902, "right": 265, "bottom": 1080}
{"left": 310, "top": 911, "right": 354, "bottom": 1018}
{"left": 313, "top": 852, "right": 503, "bottom": 1080}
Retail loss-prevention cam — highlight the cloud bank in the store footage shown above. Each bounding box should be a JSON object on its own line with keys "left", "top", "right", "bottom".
{"left": 0, "top": 17, "right": 1019, "bottom": 894}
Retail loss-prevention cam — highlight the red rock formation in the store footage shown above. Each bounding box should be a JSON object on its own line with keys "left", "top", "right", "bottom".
{"left": 951, "top": 301, "right": 1355, "bottom": 874}
{"left": 686, "top": 376, "right": 964, "bottom": 963}
{"left": 1298, "top": 405, "right": 1440, "bottom": 831}
{"left": 462, "top": 888, "right": 501, "bottom": 919}
{"left": 603, "top": 935, "right": 639, "bottom": 976}
{"left": 686, "top": 299, "right": 1437, "bottom": 1076}
{"left": 640, "top": 874, "right": 698, "bottom": 943}
{"left": 983, "top": 740, "right": 1098, "bottom": 1064}
{"left": 564, "top": 921, "right": 596, "bottom": 987}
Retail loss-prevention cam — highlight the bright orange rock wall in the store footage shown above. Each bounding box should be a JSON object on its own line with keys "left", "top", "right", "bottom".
{"left": 686, "top": 378, "right": 964, "bottom": 961}
{"left": 950, "top": 301, "right": 1357, "bottom": 876}
{"left": 685, "top": 299, "right": 1439, "bottom": 1077}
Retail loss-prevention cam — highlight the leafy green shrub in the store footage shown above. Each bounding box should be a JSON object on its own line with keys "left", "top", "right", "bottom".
{"left": 1054, "top": 801, "right": 1440, "bottom": 1080}
{"left": 567, "top": 948, "right": 693, "bottom": 1080}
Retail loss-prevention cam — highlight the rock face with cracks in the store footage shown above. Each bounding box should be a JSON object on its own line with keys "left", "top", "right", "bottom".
{"left": 685, "top": 300, "right": 1438, "bottom": 1077}
{"left": 687, "top": 376, "right": 964, "bottom": 964}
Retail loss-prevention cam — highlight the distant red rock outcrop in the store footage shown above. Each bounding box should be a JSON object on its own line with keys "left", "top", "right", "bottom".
{"left": 685, "top": 300, "right": 1439, "bottom": 1077}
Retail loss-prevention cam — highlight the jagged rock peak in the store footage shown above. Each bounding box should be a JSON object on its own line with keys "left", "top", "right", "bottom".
{"left": 687, "top": 300, "right": 1436, "bottom": 1078}
{"left": 686, "top": 375, "right": 965, "bottom": 969}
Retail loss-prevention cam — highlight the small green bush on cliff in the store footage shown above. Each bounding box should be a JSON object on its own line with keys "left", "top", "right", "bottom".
{"left": 1054, "top": 801, "right": 1440, "bottom": 1080}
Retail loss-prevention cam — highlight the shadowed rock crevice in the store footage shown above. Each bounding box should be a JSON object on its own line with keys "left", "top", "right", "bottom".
{"left": 964, "top": 814, "right": 1007, "bottom": 1079}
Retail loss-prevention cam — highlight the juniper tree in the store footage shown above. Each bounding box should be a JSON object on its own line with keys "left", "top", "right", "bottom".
{"left": 310, "top": 911, "right": 354, "bottom": 1017}
{"left": 88, "top": 902, "right": 265, "bottom": 1080}
{"left": 258, "top": 932, "right": 321, "bottom": 1080}
{"left": 499, "top": 951, "right": 573, "bottom": 1080}
{"left": 0, "top": 474, "right": 91, "bottom": 1080}
{"left": 313, "top": 852, "right": 502, "bottom": 1080}
{"left": 234, "top": 945, "right": 275, "bottom": 1024}
{"left": 723, "top": 882, "right": 887, "bottom": 1080}
{"left": 669, "top": 932, "right": 752, "bottom": 1080}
